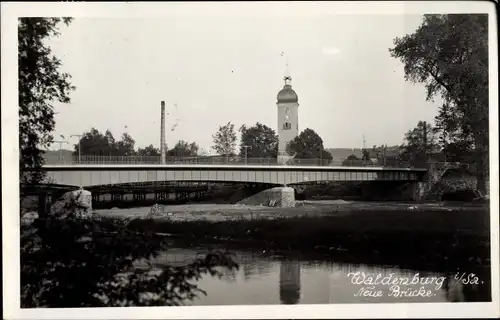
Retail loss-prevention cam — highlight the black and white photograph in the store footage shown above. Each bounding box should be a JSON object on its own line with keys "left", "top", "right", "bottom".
{"left": 2, "top": 1, "right": 499, "bottom": 319}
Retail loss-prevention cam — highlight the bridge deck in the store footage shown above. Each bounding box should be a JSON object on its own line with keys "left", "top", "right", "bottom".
{"left": 36, "top": 164, "right": 427, "bottom": 187}
{"left": 41, "top": 164, "right": 427, "bottom": 172}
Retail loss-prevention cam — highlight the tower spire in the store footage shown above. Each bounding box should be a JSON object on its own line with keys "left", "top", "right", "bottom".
{"left": 285, "top": 55, "right": 290, "bottom": 78}
{"left": 282, "top": 52, "right": 292, "bottom": 86}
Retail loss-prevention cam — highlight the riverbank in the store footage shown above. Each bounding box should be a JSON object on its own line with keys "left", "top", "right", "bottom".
{"left": 95, "top": 200, "right": 489, "bottom": 222}
{"left": 95, "top": 201, "right": 490, "bottom": 273}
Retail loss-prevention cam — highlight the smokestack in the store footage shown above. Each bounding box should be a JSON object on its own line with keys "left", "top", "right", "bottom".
{"left": 160, "top": 101, "right": 166, "bottom": 164}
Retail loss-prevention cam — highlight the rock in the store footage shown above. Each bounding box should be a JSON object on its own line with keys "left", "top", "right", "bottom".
{"left": 21, "top": 211, "right": 39, "bottom": 226}
{"left": 50, "top": 189, "right": 93, "bottom": 219}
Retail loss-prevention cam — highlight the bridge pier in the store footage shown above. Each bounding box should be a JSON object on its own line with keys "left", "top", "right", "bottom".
{"left": 238, "top": 186, "right": 296, "bottom": 207}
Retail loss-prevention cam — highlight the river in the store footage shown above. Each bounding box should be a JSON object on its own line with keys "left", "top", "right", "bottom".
{"left": 147, "top": 247, "right": 490, "bottom": 305}
{"left": 91, "top": 202, "right": 490, "bottom": 305}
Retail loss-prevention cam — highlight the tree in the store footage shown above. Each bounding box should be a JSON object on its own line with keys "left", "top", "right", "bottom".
{"left": 104, "top": 130, "right": 116, "bottom": 149}
{"left": 342, "top": 154, "right": 361, "bottom": 166}
{"left": 371, "top": 145, "right": 387, "bottom": 164}
{"left": 76, "top": 129, "right": 140, "bottom": 157}
{"left": 212, "top": 122, "right": 237, "bottom": 157}
{"left": 442, "top": 141, "right": 473, "bottom": 163}
{"left": 389, "top": 14, "right": 489, "bottom": 192}
{"left": 76, "top": 128, "right": 115, "bottom": 156}
{"left": 399, "top": 121, "right": 439, "bottom": 166}
{"left": 361, "top": 149, "right": 371, "bottom": 162}
{"left": 19, "top": 18, "right": 75, "bottom": 183}
{"left": 167, "top": 140, "right": 199, "bottom": 157}
{"left": 239, "top": 123, "right": 278, "bottom": 159}
{"left": 136, "top": 145, "right": 161, "bottom": 157}
{"left": 286, "top": 128, "right": 333, "bottom": 164}
{"left": 21, "top": 216, "right": 238, "bottom": 307}
{"left": 115, "top": 132, "right": 136, "bottom": 156}
{"left": 198, "top": 148, "right": 210, "bottom": 157}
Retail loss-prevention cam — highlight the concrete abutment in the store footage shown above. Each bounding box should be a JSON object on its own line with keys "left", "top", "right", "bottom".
{"left": 238, "top": 186, "right": 296, "bottom": 208}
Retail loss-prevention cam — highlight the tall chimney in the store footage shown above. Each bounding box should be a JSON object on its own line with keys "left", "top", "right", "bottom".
{"left": 160, "top": 101, "right": 166, "bottom": 164}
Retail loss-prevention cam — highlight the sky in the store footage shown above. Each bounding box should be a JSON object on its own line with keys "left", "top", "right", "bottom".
{"left": 46, "top": 7, "right": 442, "bottom": 153}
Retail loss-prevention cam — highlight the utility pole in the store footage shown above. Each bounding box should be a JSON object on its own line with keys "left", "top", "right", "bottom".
{"left": 70, "top": 134, "right": 83, "bottom": 164}
{"left": 53, "top": 140, "right": 68, "bottom": 163}
{"left": 422, "top": 121, "right": 428, "bottom": 167}
{"left": 319, "top": 145, "right": 323, "bottom": 166}
{"left": 422, "top": 121, "right": 428, "bottom": 150}
{"left": 361, "top": 134, "right": 367, "bottom": 164}
{"left": 383, "top": 144, "right": 387, "bottom": 167}
{"left": 160, "top": 101, "right": 166, "bottom": 165}
{"left": 242, "top": 145, "right": 251, "bottom": 165}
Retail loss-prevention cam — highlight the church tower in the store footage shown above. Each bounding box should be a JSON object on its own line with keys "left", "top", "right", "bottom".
{"left": 276, "top": 69, "right": 299, "bottom": 164}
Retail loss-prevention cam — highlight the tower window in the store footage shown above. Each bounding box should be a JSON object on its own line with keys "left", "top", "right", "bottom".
{"left": 283, "top": 122, "right": 291, "bottom": 130}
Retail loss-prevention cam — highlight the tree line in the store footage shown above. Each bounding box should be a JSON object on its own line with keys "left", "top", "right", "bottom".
{"left": 75, "top": 120, "right": 456, "bottom": 169}
{"left": 211, "top": 122, "right": 333, "bottom": 163}
{"left": 72, "top": 128, "right": 202, "bottom": 158}
{"left": 73, "top": 122, "right": 334, "bottom": 164}
{"left": 342, "top": 120, "right": 478, "bottom": 168}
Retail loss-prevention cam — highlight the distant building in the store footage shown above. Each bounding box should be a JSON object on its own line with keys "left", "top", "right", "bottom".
{"left": 276, "top": 71, "right": 299, "bottom": 165}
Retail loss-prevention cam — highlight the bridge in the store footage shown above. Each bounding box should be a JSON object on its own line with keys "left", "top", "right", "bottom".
{"left": 37, "top": 163, "right": 427, "bottom": 188}
{"left": 21, "top": 157, "right": 431, "bottom": 211}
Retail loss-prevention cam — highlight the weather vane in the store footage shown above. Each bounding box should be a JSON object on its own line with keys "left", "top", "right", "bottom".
{"left": 281, "top": 51, "right": 291, "bottom": 81}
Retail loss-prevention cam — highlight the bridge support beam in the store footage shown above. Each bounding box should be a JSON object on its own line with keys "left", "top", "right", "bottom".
{"left": 112, "top": 193, "right": 123, "bottom": 202}
{"left": 155, "top": 192, "right": 167, "bottom": 202}
{"left": 133, "top": 192, "right": 146, "bottom": 202}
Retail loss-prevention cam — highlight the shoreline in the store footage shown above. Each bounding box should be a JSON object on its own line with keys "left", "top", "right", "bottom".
{"left": 93, "top": 201, "right": 490, "bottom": 273}
{"left": 95, "top": 200, "right": 489, "bottom": 222}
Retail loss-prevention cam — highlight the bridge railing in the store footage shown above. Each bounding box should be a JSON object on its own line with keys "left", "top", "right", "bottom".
{"left": 43, "top": 154, "right": 421, "bottom": 168}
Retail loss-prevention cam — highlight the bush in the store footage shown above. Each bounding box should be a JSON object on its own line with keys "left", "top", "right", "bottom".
{"left": 21, "top": 216, "right": 238, "bottom": 307}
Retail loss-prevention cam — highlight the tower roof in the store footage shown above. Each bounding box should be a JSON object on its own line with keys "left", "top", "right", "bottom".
{"left": 277, "top": 76, "right": 298, "bottom": 104}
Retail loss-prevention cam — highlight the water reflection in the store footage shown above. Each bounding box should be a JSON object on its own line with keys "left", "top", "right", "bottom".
{"left": 443, "top": 276, "right": 465, "bottom": 302}
{"left": 279, "top": 260, "right": 301, "bottom": 304}
{"left": 442, "top": 269, "right": 491, "bottom": 302}
{"left": 152, "top": 247, "right": 490, "bottom": 305}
